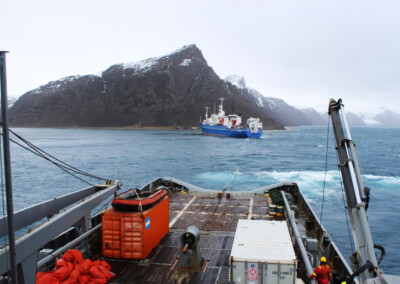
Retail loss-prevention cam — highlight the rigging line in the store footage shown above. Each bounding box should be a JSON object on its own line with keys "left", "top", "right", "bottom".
{"left": 320, "top": 117, "right": 331, "bottom": 223}
{"left": 5, "top": 127, "right": 103, "bottom": 179}
{"left": 336, "top": 153, "right": 355, "bottom": 255}
{"left": 224, "top": 137, "right": 250, "bottom": 191}
{"left": 0, "top": 128, "right": 10, "bottom": 275}
{"left": 7, "top": 136, "right": 101, "bottom": 180}
{"left": 202, "top": 138, "right": 251, "bottom": 230}
{"left": 5, "top": 137, "right": 96, "bottom": 186}
{"left": 7, "top": 135, "right": 101, "bottom": 180}
{"left": 7, "top": 129, "right": 107, "bottom": 180}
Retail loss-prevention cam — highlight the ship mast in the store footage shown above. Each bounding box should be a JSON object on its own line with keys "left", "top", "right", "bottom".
{"left": 204, "top": 107, "right": 209, "bottom": 119}
{"left": 0, "top": 51, "right": 18, "bottom": 283}
{"left": 218, "top": 97, "right": 225, "bottom": 113}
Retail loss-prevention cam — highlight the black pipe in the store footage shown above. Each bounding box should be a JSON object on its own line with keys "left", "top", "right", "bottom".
{"left": 0, "top": 51, "right": 18, "bottom": 284}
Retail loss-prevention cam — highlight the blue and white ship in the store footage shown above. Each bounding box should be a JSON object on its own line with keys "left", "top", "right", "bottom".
{"left": 199, "top": 98, "right": 263, "bottom": 138}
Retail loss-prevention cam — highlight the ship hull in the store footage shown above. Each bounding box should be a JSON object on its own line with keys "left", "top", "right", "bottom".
{"left": 199, "top": 123, "right": 262, "bottom": 138}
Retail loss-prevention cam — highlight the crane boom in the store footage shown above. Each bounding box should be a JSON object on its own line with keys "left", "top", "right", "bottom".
{"left": 328, "top": 99, "right": 379, "bottom": 282}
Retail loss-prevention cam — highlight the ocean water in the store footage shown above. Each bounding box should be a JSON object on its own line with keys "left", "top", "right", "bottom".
{"left": 1, "top": 126, "right": 400, "bottom": 275}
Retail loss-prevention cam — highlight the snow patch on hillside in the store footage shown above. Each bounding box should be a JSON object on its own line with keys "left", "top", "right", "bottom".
{"left": 179, "top": 58, "right": 192, "bottom": 66}
{"left": 122, "top": 57, "right": 159, "bottom": 73}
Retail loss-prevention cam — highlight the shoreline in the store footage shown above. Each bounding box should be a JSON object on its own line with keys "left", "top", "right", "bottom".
{"left": 9, "top": 126, "right": 201, "bottom": 131}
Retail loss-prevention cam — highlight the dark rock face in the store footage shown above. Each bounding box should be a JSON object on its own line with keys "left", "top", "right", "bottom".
{"left": 9, "top": 45, "right": 283, "bottom": 130}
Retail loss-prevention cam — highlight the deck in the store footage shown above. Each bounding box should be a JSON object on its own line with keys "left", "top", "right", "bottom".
{"left": 106, "top": 192, "right": 273, "bottom": 283}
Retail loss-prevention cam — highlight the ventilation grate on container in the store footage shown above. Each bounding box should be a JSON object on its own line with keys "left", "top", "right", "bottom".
{"left": 216, "top": 266, "right": 230, "bottom": 284}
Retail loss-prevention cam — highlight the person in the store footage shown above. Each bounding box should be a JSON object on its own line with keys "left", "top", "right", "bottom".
{"left": 310, "top": 256, "right": 332, "bottom": 284}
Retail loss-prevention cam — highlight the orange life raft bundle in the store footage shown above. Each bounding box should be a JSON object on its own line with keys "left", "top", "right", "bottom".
{"left": 111, "top": 187, "right": 168, "bottom": 212}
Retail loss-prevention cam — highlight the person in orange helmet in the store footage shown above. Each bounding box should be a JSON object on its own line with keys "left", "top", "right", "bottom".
{"left": 310, "top": 256, "right": 332, "bottom": 284}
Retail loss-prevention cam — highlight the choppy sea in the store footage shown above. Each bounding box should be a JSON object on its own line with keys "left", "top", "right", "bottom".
{"left": 2, "top": 126, "right": 400, "bottom": 275}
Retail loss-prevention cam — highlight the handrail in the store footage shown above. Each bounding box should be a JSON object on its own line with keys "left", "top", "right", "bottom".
{"left": 280, "top": 191, "right": 316, "bottom": 284}
{"left": 37, "top": 223, "right": 102, "bottom": 269}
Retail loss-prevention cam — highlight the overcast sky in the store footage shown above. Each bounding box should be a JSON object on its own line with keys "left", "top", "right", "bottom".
{"left": 1, "top": 0, "right": 399, "bottom": 114}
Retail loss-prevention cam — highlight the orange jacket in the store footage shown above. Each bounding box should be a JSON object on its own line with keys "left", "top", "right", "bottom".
{"left": 310, "top": 264, "right": 332, "bottom": 284}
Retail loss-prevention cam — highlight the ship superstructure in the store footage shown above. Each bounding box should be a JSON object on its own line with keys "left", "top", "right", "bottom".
{"left": 199, "top": 98, "right": 263, "bottom": 138}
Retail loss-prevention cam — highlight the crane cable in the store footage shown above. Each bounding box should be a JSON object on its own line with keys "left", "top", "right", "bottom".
{"left": 202, "top": 137, "right": 251, "bottom": 230}
{"left": 224, "top": 137, "right": 250, "bottom": 191}
{"left": 320, "top": 118, "right": 330, "bottom": 223}
{"left": 0, "top": 125, "right": 109, "bottom": 186}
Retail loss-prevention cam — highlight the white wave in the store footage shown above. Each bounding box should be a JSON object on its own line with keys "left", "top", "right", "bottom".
{"left": 195, "top": 170, "right": 400, "bottom": 194}
{"left": 255, "top": 170, "right": 340, "bottom": 183}
{"left": 363, "top": 174, "right": 400, "bottom": 183}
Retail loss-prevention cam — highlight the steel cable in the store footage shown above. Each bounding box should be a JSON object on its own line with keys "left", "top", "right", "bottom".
{"left": 0, "top": 126, "right": 110, "bottom": 186}
{"left": 320, "top": 118, "right": 331, "bottom": 223}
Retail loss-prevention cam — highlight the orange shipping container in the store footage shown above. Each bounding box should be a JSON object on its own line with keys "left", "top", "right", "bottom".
{"left": 102, "top": 195, "right": 169, "bottom": 260}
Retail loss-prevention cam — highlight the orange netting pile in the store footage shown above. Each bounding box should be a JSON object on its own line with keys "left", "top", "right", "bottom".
{"left": 36, "top": 249, "right": 114, "bottom": 284}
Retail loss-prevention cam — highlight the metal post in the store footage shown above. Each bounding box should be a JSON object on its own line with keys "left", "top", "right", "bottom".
{"left": 280, "top": 191, "right": 316, "bottom": 284}
{"left": 0, "top": 51, "right": 18, "bottom": 284}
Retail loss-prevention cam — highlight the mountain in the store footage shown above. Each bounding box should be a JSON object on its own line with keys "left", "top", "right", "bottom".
{"left": 223, "top": 76, "right": 374, "bottom": 128}
{"left": 224, "top": 75, "right": 314, "bottom": 126}
{"left": 346, "top": 112, "right": 368, "bottom": 127}
{"left": 373, "top": 110, "right": 400, "bottom": 127}
{"left": 9, "top": 45, "right": 283, "bottom": 130}
{"left": 300, "top": 108, "right": 326, "bottom": 126}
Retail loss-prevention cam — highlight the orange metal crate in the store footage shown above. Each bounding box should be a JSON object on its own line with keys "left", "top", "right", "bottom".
{"left": 102, "top": 195, "right": 169, "bottom": 260}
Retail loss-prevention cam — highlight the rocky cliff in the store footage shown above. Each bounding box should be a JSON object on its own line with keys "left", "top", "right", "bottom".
{"left": 9, "top": 45, "right": 283, "bottom": 130}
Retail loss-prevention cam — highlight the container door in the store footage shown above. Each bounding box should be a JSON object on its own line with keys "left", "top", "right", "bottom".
{"left": 263, "top": 263, "right": 296, "bottom": 284}
{"left": 232, "top": 261, "right": 261, "bottom": 284}
{"left": 121, "top": 217, "right": 143, "bottom": 259}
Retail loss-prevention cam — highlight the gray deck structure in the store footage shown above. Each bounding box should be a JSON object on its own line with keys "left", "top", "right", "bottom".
{"left": 107, "top": 191, "right": 271, "bottom": 283}
{"left": 1, "top": 179, "right": 358, "bottom": 284}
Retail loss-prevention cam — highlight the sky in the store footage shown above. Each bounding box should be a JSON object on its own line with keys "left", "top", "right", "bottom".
{"left": 1, "top": 0, "right": 400, "bottom": 115}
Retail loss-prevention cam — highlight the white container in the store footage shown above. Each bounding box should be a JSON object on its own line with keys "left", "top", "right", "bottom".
{"left": 230, "top": 220, "right": 297, "bottom": 284}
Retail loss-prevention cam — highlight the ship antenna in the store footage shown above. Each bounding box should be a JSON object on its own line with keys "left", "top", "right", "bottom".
{"left": 218, "top": 97, "right": 225, "bottom": 112}
{"left": 205, "top": 107, "right": 209, "bottom": 119}
{"left": 0, "top": 51, "right": 18, "bottom": 284}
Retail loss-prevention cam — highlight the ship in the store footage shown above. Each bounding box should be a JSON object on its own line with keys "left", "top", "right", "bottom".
{"left": 199, "top": 98, "right": 263, "bottom": 138}
{"left": 1, "top": 51, "right": 400, "bottom": 284}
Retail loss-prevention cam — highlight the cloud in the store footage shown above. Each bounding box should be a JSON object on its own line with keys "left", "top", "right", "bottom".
{"left": 2, "top": 0, "right": 400, "bottom": 115}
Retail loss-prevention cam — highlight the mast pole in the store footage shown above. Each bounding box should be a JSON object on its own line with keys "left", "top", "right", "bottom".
{"left": 205, "top": 107, "right": 209, "bottom": 119}
{"left": 0, "top": 51, "right": 18, "bottom": 284}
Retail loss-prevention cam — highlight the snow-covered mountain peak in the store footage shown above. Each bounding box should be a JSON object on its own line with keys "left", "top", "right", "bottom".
{"left": 225, "top": 75, "right": 246, "bottom": 89}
